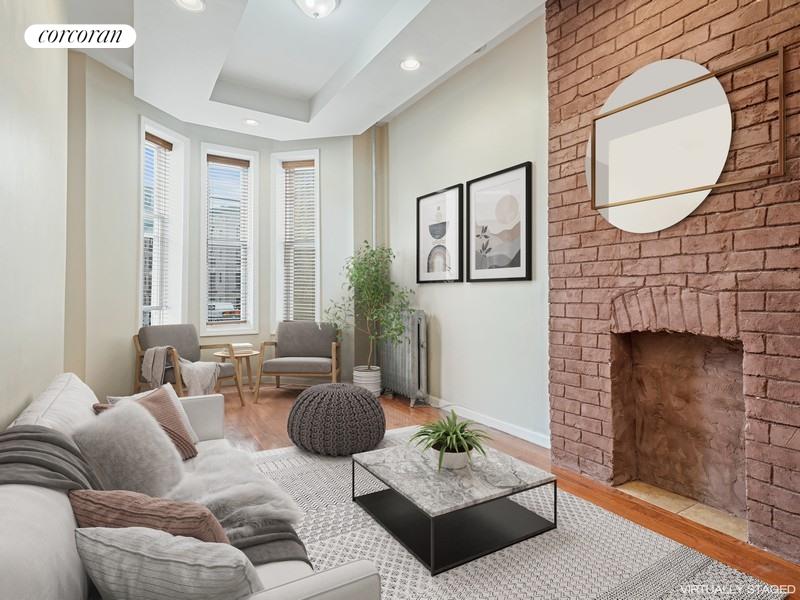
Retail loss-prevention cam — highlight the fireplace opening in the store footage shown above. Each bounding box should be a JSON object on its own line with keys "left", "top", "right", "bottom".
{"left": 610, "top": 332, "right": 746, "bottom": 519}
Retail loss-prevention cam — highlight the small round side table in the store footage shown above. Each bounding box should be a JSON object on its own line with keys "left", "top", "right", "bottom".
{"left": 213, "top": 350, "right": 261, "bottom": 391}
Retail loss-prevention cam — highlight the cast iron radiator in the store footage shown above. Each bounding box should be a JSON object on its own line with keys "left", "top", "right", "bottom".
{"left": 377, "top": 309, "right": 428, "bottom": 406}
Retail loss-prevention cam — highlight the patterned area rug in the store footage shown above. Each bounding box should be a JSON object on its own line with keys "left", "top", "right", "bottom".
{"left": 254, "top": 428, "right": 785, "bottom": 600}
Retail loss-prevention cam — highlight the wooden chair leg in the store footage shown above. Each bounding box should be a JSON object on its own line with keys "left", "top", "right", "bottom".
{"left": 170, "top": 348, "right": 185, "bottom": 396}
{"left": 275, "top": 376, "right": 280, "bottom": 389}
{"left": 254, "top": 369, "right": 264, "bottom": 403}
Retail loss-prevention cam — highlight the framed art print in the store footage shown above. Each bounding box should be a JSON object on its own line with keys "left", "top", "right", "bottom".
{"left": 466, "top": 162, "right": 532, "bottom": 282}
{"left": 417, "top": 184, "right": 463, "bottom": 283}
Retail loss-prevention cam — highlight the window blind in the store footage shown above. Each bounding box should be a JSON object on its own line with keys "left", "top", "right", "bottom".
{"left": 141, "top": 133, "right": 172, "bottom": 326}
{"left": 205, "top": 154, "right": 251, "bottom": 326}
{"left": 281, "top": 159, "right": 318, "bottom": 322}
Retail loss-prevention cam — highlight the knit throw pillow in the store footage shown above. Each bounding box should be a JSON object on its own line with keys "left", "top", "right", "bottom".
{"left": 108, "top": 384, "right": 199, "bottom": 443}
{"left": 75, "top": 527, "right": 263, "bottom": 600}
{"left": 69, "top": 490, "right": 228, "bottom": 544}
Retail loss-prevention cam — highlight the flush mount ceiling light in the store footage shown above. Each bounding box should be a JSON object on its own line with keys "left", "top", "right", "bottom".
{"left": 173, "top": 0, "right": 206, "bottom": 12}
{"left": 243, "top": 118, "right": 260, "bottom": 126}
{"left": 293, "top": 0, "right": 339, "bottom": 19}
{"left": 400, "top": 57, "right": 421, "bottom": 71}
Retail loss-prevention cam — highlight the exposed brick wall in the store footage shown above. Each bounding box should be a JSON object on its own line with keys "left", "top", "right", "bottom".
{"left": 545, "top": 0, "right": 800, "bottom": 561}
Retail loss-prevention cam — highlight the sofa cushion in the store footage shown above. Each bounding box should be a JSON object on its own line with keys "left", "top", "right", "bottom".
{"left": 254, "top": 560, "right": 314, "bottom": 588}
{"left": 69, "top": 490, "right": 228, "bottom": 543}
{"left": 12, "top": 373, "right": 97, "bottom": 436}
{"left": 182, "top": 438, "right": 231, "bottom": 473}
{"left": 138, "top": 324, "right": 201, "bottom": 362}
{"left": 276, "top": 322, "right": 336, "bottom": 359}
{"left": 263, "top": 357, "right": 332, "bottom": 374}
{"left": 76, "top": 527, "right": 263, "bottom": 600}
{"left": 73, "top": 402, "right": 183, "bottom": 497}
{"left": 138, "top": 366, "right": 178, "bottom": 385}
{"left": 138, "top": 362, "right": 232, "bottom": 383}
{"left": 219, "top": 361, "right": 236, "bottom": 377}
{"left": 0, "top": 484, "right": 88, "bottom": 600}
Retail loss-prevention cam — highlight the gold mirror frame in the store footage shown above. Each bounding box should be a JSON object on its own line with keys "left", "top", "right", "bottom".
{"left": 590, "top": 46, "right": 788, "bottom": 211}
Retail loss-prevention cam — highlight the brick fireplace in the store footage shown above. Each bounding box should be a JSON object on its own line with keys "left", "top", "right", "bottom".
{"left": 609, "top": 290, "right": 747, "bottom": 517}
{"left": 545, "top": 0, "right": 800, "bottom": 562}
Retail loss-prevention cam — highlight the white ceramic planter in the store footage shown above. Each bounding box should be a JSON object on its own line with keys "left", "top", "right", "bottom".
{"left": 353, "top": 366, "right": 382, "bottom": 397}
{"left": 438, "top": 450, "right": 470, "bottom": 470}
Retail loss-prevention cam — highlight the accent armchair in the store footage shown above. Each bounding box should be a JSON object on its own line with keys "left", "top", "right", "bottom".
{"left": 255, "top": 321, "right": 339, "bottom": 402}
{"left": 133, "top": 324, "right": 246, "bottom": 405}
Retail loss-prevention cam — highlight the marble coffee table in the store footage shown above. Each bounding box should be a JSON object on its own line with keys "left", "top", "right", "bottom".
{"left": 352, "top": 444, "right": 557, "bottom": 575}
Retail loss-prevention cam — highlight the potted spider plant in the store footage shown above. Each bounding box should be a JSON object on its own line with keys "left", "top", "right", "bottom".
{"left": 409, "top": 410, "right": 491, "bottom": 470}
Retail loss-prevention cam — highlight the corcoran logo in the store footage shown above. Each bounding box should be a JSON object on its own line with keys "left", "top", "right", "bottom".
{"left": 25, "top": 24, "right": 136, "bottom": 48}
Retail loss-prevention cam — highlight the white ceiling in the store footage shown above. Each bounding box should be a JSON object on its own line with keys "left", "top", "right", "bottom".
{"left": 219, "top": 0, "right": 399, "bottom": 99}
{"left": 67, "top": 0, "right": 544, "bottom": 140}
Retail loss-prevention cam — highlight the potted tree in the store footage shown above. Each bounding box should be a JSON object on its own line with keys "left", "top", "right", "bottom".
{"left": 410, "top": 410, "right": 491, "bottom": 470}
{"left": 326, "top": 242, "right": 412, "bottom": 396}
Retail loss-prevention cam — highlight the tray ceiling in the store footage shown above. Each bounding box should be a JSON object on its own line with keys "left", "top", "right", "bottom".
{"left": 67, "top": 0, "right": 544, "bottom": 140}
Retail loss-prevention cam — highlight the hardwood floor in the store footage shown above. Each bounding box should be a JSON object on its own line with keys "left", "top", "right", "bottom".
{"left": 221, "top": 384, "right": 800, "bottom": 597}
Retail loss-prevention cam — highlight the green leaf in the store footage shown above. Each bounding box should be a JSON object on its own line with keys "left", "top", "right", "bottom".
{"left": 322, "top": 242, "right": 414, "bottom": 368}
{"left": 407, "top": 411, "right": 491, "bottom": 458}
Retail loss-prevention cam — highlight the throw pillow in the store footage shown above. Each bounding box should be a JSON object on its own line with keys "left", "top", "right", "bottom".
{"left": 108, "top": 384, "right": 199, "bottom": 443}
{"left": 73, "top": 402, "right": 183, "bottom": 497}
{"left": 69, "top": 490, "right": 228, "bottom": 543}
{"left": 94, "top": 387, "right": 197, "bottom": 460}
{"left": 75, "top": 527, "right": 263, "bottom": 600}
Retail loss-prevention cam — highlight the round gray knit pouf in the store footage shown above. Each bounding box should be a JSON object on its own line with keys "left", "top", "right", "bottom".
{"left": 288, "top": 383, "right": 386, "bottom": 456}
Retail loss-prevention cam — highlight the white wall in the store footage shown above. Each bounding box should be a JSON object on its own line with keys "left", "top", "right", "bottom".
{"left": 0, "top": 0, "right": 68, "bottom": 427}
{"left": 387, "top": 18, "right": 550, "bottom": 446}
{"left": 67, "top": 58, "right": 355, "bottom": 398}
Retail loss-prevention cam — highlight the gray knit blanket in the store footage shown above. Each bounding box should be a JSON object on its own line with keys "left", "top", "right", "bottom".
{"left": 141, "top": 345, "right": 171, "bottom": 390}
{"left": 0, "top": 425, "right": 101, "bottom": 491}
{"left": 228, "top": 517, "right": 310, "bottom": 567}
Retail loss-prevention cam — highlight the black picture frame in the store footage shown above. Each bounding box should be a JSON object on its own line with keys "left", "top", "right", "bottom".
{"left": 466, "top": 162, "right": 532, "bottom": 282}
{"left": 416, "top": 184, "right": 464, "bottom": 284}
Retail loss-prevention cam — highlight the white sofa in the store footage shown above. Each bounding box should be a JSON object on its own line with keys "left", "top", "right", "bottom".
{"left": 0, "top": 373, "right": 381, "bottom": 600}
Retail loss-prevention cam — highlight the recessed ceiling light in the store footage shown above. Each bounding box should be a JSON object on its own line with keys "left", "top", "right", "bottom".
{"left": 243, "top": 118, "right": 260, "bottom": 127}
{"left": 400, "top": 57, "right": 421, "bottom": 71}
{"left": 174, "top": 0, "right": 206, "bottom": 12}
{"left": 293, "top": 0, "right": 339, "bottom": 19}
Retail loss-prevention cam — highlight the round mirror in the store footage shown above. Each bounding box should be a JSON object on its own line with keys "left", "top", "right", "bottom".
{"left": 585, "top": 59, "right": 732, "bottom": 233}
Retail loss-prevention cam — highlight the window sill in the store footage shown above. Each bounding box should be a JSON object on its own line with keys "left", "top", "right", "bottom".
{"left": 200, "top": 325, "right": 259, "bottom": 338}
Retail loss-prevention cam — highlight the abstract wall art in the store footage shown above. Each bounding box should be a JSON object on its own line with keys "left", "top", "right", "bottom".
{"left": 416, "top": 184, "right": 463, "bottom": 283}
{"left": 466, "top": 162, "right": 532, "bottom": 282}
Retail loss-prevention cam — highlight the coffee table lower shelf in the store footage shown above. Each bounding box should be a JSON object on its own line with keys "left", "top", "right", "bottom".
{"left": 353, "top": 480, "right": 557, "bottom": 575}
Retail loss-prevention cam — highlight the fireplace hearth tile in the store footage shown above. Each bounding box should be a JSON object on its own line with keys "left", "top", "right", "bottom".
{"left": 616, "top": 481, "right": 695, "bottom": 513}
{"left": 679, "top": 503, "right": 748, "bottom": 541}
{"left": 616, "top": 480, "right": 748, "bottom": 541}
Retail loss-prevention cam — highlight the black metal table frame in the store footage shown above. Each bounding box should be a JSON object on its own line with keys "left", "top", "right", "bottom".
{"left": 352, "top": 458, "right": 557, "bottom": 575}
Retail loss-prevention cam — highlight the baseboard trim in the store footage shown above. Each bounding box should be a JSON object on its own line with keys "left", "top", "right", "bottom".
{"left": 426, "top": 394, "right": 445, "bottom": 408}
{"left": 435, "top": 402, "right": 551, "bottom": 449}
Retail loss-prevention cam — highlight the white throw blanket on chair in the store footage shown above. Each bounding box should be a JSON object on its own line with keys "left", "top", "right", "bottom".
{"left": 178, "top": 358, "right": 220, "bottom": 396}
